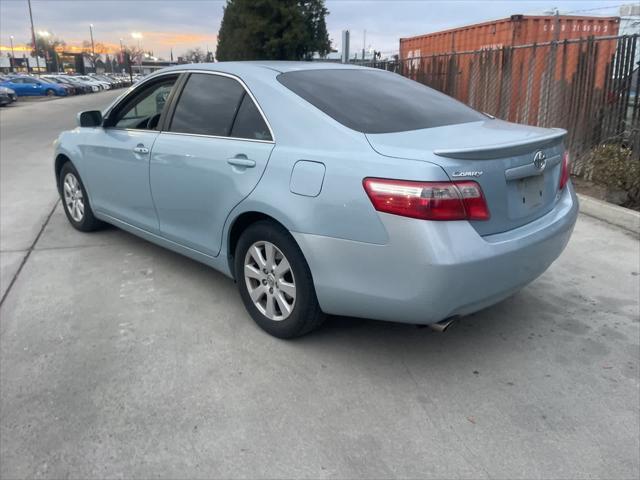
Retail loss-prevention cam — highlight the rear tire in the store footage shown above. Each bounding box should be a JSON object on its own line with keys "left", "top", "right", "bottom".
{"left": 59, "top": 162, "right": 103, "bottom": 232}
{"left": 234, "top": 220, "right": 325, "bottom": 338}
{"left": 45, "top": 89, "right": 55, "bottom": 97}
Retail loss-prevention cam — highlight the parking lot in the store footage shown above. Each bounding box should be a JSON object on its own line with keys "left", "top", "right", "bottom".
{"left": 0, "top": 93, "right": 639, "bottom": 479}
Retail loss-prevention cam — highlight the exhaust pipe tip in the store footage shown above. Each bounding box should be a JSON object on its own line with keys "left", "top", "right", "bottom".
{"left": 428, "top": 317, "right": 457, "bottom": 333}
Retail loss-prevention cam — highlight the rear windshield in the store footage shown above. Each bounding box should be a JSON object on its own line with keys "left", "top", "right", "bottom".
{"left": 277, "top": 69, "right": 485, "bottom": 134}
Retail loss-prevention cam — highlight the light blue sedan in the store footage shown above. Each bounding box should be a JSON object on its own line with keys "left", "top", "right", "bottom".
{"left": 53, "top": 62, "right": 578, "bottom": 338}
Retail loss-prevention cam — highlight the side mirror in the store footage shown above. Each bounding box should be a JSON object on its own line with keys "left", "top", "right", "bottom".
{"left": 77, "top": 110, "right": 103, "bottom": 128}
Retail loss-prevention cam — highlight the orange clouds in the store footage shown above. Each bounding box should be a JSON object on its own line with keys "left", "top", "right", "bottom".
{"left": 0, "top": 31, "right": 218, "bottom": 58}
{"left": 142, "top": 31, "right": 217, "bottom": 47}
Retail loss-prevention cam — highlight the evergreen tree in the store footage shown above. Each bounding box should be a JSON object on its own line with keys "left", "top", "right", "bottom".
{"left": 300, "top": 0, "right": 331, "bottom": 59}
{"left": 216, "top": 0, "right": 331, "bottom": 61}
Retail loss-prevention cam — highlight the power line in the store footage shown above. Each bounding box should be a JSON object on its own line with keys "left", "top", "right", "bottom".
{"left": 564, "top": 4, "right": 626, "bottom": 14}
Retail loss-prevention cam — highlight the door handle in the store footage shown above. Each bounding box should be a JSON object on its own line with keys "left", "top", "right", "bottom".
{"left": 227, "top": 156, "right": 256, "bottom": 168}
{"left": 133, "top": 145, "right": 149, "bottom": 154}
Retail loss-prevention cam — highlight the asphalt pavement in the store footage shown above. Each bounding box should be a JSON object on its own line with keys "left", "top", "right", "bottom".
{"left": 0, "top": 92, "right": 639, "bottom": 479}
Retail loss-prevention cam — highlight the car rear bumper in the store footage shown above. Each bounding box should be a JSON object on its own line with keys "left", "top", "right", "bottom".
{"left": 293, "top": 184, "right": 578, "bottom": 324}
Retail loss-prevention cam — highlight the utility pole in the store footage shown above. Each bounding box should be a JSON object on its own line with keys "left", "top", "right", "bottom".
{"left": 553, "top": 7, "right": 560, "bottom": 42}
{"left": 27, "top": 0, "right": 40, "bottom": 74}
{"left": 341, "top": 30, "right": 350, "bottom": 63}
{"left": 362, "top": 29, "right": 366, "bottom": 61}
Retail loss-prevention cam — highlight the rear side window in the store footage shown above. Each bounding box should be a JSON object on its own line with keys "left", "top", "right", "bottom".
{"left": 230, "top": 94, "right": 272, "bottom": 141}
{"left": 277, "top": 69, "right": 485, "bottom": 134}
{"left": 170, "top": 73, "right": 244, "bottom": 136}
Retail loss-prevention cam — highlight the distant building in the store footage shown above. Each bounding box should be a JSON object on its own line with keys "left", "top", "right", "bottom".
{"left": 0, "top": 55, "right": 46, "bottom": 73}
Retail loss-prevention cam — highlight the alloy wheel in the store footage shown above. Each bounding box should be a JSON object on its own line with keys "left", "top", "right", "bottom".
{"left": 244, "top": 241, "right": 296, "bottom": 321}
{"left": 63, "top": 172, "right": 85, "bottom": 222}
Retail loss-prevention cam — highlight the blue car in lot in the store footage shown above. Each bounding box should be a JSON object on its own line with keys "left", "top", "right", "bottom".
{"left": 0, "top": 76, "right": 68, "bottom": 97}
{"left": 53, "top": 62, "right": 578, "bottom": 338}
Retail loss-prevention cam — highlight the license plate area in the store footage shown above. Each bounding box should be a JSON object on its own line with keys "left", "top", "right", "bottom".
{"left": 517, "top": 174, "right": 544, "bottom": 209}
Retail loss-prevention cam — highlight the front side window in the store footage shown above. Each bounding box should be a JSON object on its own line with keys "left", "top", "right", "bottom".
{"left": 169, "top": 73, "right": 245, "bottom": 137}
{"left": 277, "top": 69, "right": 485, "bottom": 134}
{"left": 111, "top": 77, "right": 176, "bottom": 130}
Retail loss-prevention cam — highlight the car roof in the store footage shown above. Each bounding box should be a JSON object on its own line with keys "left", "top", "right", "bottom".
{"left": 160, "top": 61, "right": 369, "bottom": 75}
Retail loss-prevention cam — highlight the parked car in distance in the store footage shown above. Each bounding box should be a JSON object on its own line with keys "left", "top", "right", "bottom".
{"left": 110, "top": 74, "right": 132, "bottom": 87}
{"left": 0, "top": 87, "right": 18, "bottom": 105}
{"left": 0, "top": 76, "right": 68, "bottom": 96}
{"left": 63, "top": 76, "right": 100, "bottom": 93}
{"left": 41, "top": 75, "right": 77, "bottom": 95}
{"left": 90, "top": 73, "right": 124, "bottom": 89}
{"left": 75, "top": 75, "right": 110, "bottom": 90}
{"left": 53, "top": 75, "right": 92, "bottom": 94}
{"left": 53, "top": 62, "right": 578, "bottom": 338}
{"left": 0, "top": 86, "right": 17, "bottom": 106}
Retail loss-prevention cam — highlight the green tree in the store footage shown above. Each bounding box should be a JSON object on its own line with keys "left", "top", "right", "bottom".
{"left": 300, "top": 0, "right": 331, "bottom": 59}
{"left": 216, "top": 0, "right": 331, "bottom": 61}
{"left": 182, "top": 47, "right": 206, "bottom": 63}
{"left": 30, "top": 33, "right": 65, "bottom": 72}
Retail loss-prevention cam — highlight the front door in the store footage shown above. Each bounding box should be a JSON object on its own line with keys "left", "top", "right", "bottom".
{"left": 80, "top": 75, "right": 178, "bottom": 232}
{"left": 150, "top": 72, "right": 275, "bottom": 256}
{"left": 7, "top": 78, "right": 38, "bottom": 96}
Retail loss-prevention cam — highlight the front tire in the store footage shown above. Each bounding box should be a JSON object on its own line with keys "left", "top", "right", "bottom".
{"left": 45, "top": 89, "right": 55, "bottom": 97}
{"left": 234, "top": 220, "right": 324, "bottom": 338}
{"left": 59, "top": 162, "right": 103, "bottom": 232}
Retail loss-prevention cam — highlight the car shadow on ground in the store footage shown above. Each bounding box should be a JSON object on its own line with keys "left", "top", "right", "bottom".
{"left": 39, "top": 211, "right": 631, "bottom": 375}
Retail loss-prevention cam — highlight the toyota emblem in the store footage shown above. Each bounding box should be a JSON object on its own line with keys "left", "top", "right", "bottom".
{"left": 533, "top": 150, "right": 547, "bottom": 171}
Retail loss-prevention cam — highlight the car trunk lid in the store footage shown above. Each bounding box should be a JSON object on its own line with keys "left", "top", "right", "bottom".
{"left": 366, "top": 119, "right": 567, "bottom": 236}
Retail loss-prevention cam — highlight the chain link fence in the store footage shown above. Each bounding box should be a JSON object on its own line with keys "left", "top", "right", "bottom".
{"left": 357, "top": 34, "right": 640, "bottom": 170}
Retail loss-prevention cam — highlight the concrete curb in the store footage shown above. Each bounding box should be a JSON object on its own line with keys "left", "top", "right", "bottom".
{"left": 577, "top": 193, "right": 640, "bottom": 234}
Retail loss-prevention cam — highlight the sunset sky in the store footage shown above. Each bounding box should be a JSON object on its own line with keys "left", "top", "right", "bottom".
{"left": 0, "top": 0, "right": 626, "bottom": 59}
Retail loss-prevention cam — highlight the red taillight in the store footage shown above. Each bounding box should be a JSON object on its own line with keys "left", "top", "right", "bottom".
{"left": 362, "top": 178, "right": 490, "bottom": 221}
{"left": 559, "top": 151, "right": 570, "bottom": 190}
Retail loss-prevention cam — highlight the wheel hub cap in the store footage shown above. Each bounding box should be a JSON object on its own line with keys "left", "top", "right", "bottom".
{"left": 63, "top": 172, "right": 84, "bottom": 222}
{"left": 243, "top": 241, "right": 296, "bottom": 321}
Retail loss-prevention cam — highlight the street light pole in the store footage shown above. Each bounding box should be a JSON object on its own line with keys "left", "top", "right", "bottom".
{"left": 89, "top": 23, "right": 96, "bottom": 71}
{"left": 27, "top": 0, "right": 41, "bottom": 74}
{"left": 9, "top": 35, "right": 15, "bottom": 72}
{"left": 131, "top": 32, "right": 143, "bottom": 74}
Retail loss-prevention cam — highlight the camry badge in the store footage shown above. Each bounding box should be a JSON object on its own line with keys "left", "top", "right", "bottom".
{"left": 452, "top": 170, "right": 483, "bottom": 178}
{"left": 533, "top": 150, "right": 547, "bottom": 171}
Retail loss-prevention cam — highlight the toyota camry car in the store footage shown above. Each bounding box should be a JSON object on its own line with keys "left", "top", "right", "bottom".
{"left": 53, "top": 62, "right": 578, "bottom": 338}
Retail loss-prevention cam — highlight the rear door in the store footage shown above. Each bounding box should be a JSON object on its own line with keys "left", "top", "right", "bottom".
{"left": 150, "top": 72, "right": 274, "bottom": 257}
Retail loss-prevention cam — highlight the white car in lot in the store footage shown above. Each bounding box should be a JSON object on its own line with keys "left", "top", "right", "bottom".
{"left": 75, "top": 75, "right": 110, "bottom": 90}
{"left": 63, "top": 76, "right": 100, "bottom": 92}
